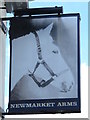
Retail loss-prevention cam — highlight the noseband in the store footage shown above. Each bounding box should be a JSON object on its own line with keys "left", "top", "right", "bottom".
{"left": 28, "top": 31, "right": 68, "bottom": 88}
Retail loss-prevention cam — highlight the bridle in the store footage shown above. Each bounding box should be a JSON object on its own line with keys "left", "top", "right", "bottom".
{"left": 28, "top": 31, "right": 69, "bottom": 88}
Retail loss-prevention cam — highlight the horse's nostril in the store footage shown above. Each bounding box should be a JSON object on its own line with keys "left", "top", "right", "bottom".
{"left": 52, "top": 50, "right": 58, "bottom": 54}
{"left": 61, "top": 82, "right": 67, "bottom": 91}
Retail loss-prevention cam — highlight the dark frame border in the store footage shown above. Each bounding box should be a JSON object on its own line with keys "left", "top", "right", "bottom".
{"left": 3, "top": 13, "right": 81, "bottom": 115}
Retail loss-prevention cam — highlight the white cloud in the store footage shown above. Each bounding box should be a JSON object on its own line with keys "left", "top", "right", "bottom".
{"left": 6, "top": 45, "right": 10, "bottom": 57}
{"left": 4, "top": 96, "right": 9, "bottom": 111}
{"left": 80, "top": 63, "right": 88, "bottom": 118}
{"left": 5, "top": 96, "right": 9, "bottom": 105}
{"left": 81, "top": 63, "right": 88, "bottom": 79}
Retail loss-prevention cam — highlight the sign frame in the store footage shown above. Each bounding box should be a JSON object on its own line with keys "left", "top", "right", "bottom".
{"left": 8, "top": 13, "right": 81, "bottom": 114}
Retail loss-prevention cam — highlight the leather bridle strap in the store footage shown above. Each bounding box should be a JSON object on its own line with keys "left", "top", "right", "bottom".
{"left": 28, "top": 31, "right": 57, "bottom": 87}
{"left": 32, "top": 31, "right": 56, "bottom": 77}
{"left": 28, "top": 68, "right": 69, "bottom": 88}
{"left": 28, "top": 31, "right": 68, "bottom": 88}
{"left": 33, "top": 31, "right": 42, "bottom": 60}
{"left": 41, "top": 60, "right": 57, "bottom": 77}
{"left": 28, "top": 71, "right": 54, "bottom": 88}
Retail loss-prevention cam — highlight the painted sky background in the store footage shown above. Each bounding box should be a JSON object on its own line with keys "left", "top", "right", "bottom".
{"left": 4, "top": 1, "right": 88, "bottom": 118}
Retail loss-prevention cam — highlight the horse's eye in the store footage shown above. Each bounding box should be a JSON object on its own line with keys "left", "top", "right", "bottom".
{"left": 52, "top": 50, "right": 59, "bottom": 54}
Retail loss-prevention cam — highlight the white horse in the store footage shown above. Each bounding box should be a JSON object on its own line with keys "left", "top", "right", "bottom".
{"left": 11, "top": 22, "right": 75, "bottom": 100}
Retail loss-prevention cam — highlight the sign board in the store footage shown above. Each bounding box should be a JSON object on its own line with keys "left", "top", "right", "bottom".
{"left": 8, "top": 14, "right": 80, "bottom": 114}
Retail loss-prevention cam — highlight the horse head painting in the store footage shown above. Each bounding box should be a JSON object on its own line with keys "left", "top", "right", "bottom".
{"left": 11, "top": 18, "right": 77, "bottom": 100}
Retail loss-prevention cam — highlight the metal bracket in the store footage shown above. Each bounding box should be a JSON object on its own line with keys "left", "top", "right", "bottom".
{"left": 0, "top": 6, "right": 63, "bottom": 21}
{"left": 14, "top": 6, "right": 63, "bottom": 16}
{"left": 0, "top": 107, "right": 5, "bottom": 119}
{"left": 0, "top": 7, "right": 6, "bottom": 9}
{"left": 0, "top": 20, "right": 8, "bottom": 34}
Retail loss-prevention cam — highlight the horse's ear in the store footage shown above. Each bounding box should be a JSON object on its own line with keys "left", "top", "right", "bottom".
{"left": 44, "top": 23, "right": 53, "bottom": 34}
